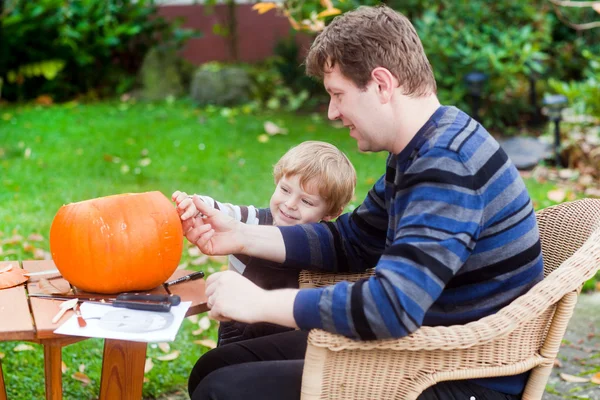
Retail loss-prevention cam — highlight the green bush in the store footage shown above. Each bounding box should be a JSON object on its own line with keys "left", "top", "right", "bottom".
{"left": 0, "top": 0, "right": 198, "bottom": 101}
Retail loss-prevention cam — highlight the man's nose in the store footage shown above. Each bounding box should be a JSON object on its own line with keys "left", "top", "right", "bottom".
{"left": 328, "top": 100, "right": 340, "bottom": 121}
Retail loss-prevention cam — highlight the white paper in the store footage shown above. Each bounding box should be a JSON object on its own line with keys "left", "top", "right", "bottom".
{"left": 54, "top": 301, "right": 191, "bottom": 343}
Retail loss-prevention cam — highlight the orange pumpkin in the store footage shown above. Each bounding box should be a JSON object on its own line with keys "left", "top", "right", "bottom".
{"left": 49, "top": 191, "right": 183, "bottom": 294}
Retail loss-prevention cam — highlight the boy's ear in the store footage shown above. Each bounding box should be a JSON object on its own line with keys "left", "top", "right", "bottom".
{"left": 322, "top": 207, "right": 344, "bottom": 222}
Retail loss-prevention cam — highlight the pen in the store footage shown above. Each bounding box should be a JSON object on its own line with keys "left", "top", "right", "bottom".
{"left": 163, "top": 270, "right": 205, "bottom": 294}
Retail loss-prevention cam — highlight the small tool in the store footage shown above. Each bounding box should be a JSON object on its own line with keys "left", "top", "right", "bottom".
{"left": 30, "top": 293, "right": 181, "bottom": 312}
{"left": 163, "top": 270, "right": 205, "bottom": 294}
{"left": 52, "top": 298, "right": 79, "bottom": 323}
{"left": 73, "top": 302, "right": 87, "bottom": 327}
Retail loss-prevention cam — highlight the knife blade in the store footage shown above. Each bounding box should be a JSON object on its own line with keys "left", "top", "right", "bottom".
{"left": 29, "top": 293, "right": 180, "bottom": 312}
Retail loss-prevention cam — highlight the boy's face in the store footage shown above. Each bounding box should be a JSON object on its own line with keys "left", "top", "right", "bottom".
{"left": 324, "top": 65, "right": 391, "bottom": 153}
{"left": 270, "top": 175, "right": 335, "bottom": 226}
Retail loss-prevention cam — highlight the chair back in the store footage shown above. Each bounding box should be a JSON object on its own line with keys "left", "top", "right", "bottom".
{"left": 536, "top": 198, "right": 600, "bottom": 277}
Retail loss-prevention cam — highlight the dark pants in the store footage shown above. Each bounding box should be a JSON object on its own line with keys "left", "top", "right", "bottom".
{"left": 189, "top": 330, "right": 522, "bottom": 400}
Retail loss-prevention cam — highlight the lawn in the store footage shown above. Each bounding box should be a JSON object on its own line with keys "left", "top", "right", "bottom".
{"left": 0, "top": 99, "right": 568, "bottom": 399}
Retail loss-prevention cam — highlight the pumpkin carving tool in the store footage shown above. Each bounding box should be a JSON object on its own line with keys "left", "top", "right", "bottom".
{"left": 30, "top": 293, "right": 181, "bottom": 312}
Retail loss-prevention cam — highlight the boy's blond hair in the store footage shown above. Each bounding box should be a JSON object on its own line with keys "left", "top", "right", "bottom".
{"left": 305, "top": 5, "right": 436, "bottom": 96}
{"left": 273, "top": 141, "right": 356, "bottom": 217}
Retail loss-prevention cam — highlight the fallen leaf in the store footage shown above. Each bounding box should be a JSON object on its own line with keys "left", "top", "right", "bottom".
{"left": 194, "top": 339, "right": 217, "bottom": 349}
{"left": 317, "top": 7, "right": 341, "bottom": 18}
{"left": 144, "top": 357, "right": 154, "bottom": 373}
{"left": 156, "top": 350, "right": 180, "bottom": 361}
{"left": 0, "top": 352, "right": 5, "bottom": 359}
{"left": 553, "top": 358, "right": 563, "bottom": 368}
{"left": 208, "top": 256, "right": 228, "bottom": 264}
{"left": 33, "top": 248, "right": 50, "bottom": 260}
{"left": 559, "top": 372, "right": 590, "bottom": 383}
{"left": 264, "top": 121, "right": 287, "bottom": 135}
{"left": 547, "top": 189, "right": 566, "bottom": 203}
{"left": 158, "top": 342, "right": 170, "bottom": 353}
{"left": 188, "top": 247, "right": 203, "bottom": 257}
{"left": 592, "top": 372, "right": 600, "bottom": 384}
{"left": 187, "top": 315, "right": 199, "bottom": 324}
{"left": 190, "top": 255, "right": 209, "bottom": 266}
{"left": 199, "top": 316, "right": 211, "bottom": 330}
{"left": 596, "top": 281, "right": 600, "bottom": 291}
{"left": 61, "top": 361, "right": 68, "bottom": 374}
{"left": 79, "top": 363, "right": 85, "bottom": 373}
{"left": 71, "top": 371, "right": 91, "bottom": 385}
{"left": 192, "top": 328, "right": 204, "bottom": 336}
{"left": 27, "top": 233, "right": 44, "bottom": 242}
{"left": 13, "top": 344, "right": 35, "bottom": 352}
{"left": 257, "top": 134, "right": 269, "bottom": 143}
{"left": 252, "top": 2, "right": 277, "bottom": 14}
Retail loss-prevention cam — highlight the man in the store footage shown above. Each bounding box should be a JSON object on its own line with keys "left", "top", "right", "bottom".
{"left": 184, "top": 5, "right": 544, "bottom": 399}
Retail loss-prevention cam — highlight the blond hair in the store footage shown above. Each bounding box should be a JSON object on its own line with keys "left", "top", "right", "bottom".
{"left": 305, "top": 5, "right": 436, "bottom": 96}
{"left": 273, "top": 141, "right": 356, "bottom": 216}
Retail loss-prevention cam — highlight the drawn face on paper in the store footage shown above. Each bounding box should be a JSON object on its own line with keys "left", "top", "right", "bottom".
{"left": 98, "top": 310, "right": 174, "bottom": 333}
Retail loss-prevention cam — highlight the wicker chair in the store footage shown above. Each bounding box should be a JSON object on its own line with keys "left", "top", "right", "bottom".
{"left": 299, "top": 198, "right": 600, "bottom": 400}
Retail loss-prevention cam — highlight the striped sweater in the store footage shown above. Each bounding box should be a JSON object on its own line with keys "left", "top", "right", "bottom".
{"left": 280, "top": 106, "right": 544, "bottom": 394}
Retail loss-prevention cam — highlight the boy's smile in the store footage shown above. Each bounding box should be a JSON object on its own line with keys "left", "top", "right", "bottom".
{"left": 270, "top": 175, "right": 334, "bottom": 226}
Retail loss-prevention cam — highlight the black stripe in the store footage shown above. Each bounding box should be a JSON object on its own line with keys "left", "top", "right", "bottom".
{"left": 398, "top": 146, "right": 508, "bottom": 193}
{"left": 385, "top": 243, "right": 455, "bottom": 284}
{"left": 401, "top": 224, "right": 476, "bottom": 244}
{"left": 480, "top": 208, "right": 534, "bottom": 240}
{"left": 446, "top": 117, "right": 472, "bottom": 149}
{"left": 488, "top": 199, "right": 530, "bottom": 228}
{"left": 456, "top": 124, "right": 479, "bottom": 153}
{"left": 446, "top": 240, "right": 541, "bottom": 289}
{"left": 351, "top": 207, "right": 387, "bottom": 239}
{"left": 351, "top": 280, "right": 376, "bottom": 340}
{"left": 323, "top": 221, "right": 350, "bottom": 272}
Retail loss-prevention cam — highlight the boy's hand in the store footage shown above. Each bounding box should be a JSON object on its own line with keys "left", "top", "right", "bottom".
{"left": 171, "top": 190, "right": 199, "bottom": 220}
{"left": 183, "top": 195, "right": 245, "bottom": 256}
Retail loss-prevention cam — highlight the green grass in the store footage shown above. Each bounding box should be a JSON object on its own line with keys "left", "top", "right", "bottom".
{"left": 0, "top": 99, "right": 385, "bottom": 399}
{"left": 0, "top": 100, "right": 590, "bottom": 399}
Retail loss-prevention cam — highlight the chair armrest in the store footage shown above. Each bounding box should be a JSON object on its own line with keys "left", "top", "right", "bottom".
{"left": 307, "top": 226, "right": 600, "bottom": 351}
{"left": 299, "top": 269, "right": 375, "bottom": 289}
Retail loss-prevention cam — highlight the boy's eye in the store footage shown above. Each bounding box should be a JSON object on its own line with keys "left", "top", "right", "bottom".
{"left": 302, "top": 199, "right": 314, "bottom": 206}
{"left": 281, "top": 187, "right": 290, "bottom": 193}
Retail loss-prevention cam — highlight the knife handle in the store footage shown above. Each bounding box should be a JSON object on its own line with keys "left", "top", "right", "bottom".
{"left": 164, "top": 271, "right": 205, "bottom": 287}
{"left": 113, "top": 300, "right": 171, "bottom": 312}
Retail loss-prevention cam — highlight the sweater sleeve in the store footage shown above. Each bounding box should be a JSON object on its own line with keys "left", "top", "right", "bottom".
{"left": 292, "top": 150, "right": 484, "bottom": 339}
{"left": 196, "top": 195, "right": 260, "bottom": 225}
{"left": 279, "top": 176, "right": 389, "bottom": 274}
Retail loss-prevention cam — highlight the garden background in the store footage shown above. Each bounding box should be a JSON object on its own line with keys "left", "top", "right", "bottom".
{"left": 1, "top": 0, "right": 599, "bottom": 398}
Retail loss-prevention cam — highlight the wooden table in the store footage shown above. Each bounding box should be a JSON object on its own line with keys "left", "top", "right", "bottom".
{"left": 0, "top": 260, "right": 208, "bottom": 400}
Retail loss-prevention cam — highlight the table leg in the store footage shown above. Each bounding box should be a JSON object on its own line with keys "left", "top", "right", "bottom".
{"left": 43, "top": 343, "right": 63, "bottom": 400}
{"left": 99, "top": 339, "right": 147, "bottom": 400}
{"left": 0, "top": 360, "right": 7, "bottom": 400}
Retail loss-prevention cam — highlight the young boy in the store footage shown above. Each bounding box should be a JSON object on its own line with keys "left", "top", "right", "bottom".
{"left": 172, "top": 140, "right": 356, "bottom": 345}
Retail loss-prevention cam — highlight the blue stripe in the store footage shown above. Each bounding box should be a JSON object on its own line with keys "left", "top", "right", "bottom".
{"left": 331, "top": 283, "right": 352, "bottom": 336}
{"left": 294, "top": 288, "right": 324, "bottom": 330}
{"left": 397, "top": 187, "right": 482, "bottom": 210}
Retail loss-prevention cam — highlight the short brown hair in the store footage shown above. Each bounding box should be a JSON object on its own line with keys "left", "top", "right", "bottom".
{"left": 305, "top": 5, "right": 436, "bottom": 96}
{"left": 273, "top": 141, "right": 356, "bottom": 216}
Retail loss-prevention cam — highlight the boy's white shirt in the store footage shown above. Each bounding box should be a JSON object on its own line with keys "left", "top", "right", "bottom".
{"left": 196, "top": 195, "right": 260, "bottom": 274}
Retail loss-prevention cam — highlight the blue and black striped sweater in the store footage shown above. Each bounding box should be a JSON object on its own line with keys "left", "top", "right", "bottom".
{"left": 280, "top": 106, "right": 544, "bottom": 394}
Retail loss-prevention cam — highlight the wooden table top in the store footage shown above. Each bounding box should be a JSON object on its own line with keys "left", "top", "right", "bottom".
{"left": 0, "top": 259, "right": 208, "bottom": 341}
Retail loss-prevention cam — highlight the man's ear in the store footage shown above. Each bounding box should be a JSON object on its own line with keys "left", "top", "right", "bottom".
{"left": 321, "top": 207, "right": 344, "bottom": 222}
{"left": 371, "top": 67, "right": 396, "bottom": 103}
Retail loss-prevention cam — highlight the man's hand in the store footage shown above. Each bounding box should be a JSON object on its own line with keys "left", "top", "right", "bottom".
{"left": 205, "top": 271, "right": 298, "bottom": 328}
{"left": 182, "top": 195, "right": 245, "bottom": 256}
{"left": 172, "top": 190, "right": 199, "bottom": 220}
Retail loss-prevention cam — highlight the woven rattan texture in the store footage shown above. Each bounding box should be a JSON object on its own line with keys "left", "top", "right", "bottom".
{"left": 299, "top": 199, "right": 600, "bottom": 400}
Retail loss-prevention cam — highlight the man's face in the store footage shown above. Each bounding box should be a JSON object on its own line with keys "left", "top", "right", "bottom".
{"left": 269, "top": 175, "right": 334, "bottom": 226}
{"left": 324, "top": 65, "right": 388, "bottom": 153}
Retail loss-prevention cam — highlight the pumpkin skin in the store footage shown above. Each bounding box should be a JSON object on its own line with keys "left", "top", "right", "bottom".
{"left": 50, "top": 191, "right": 183, "bottom": 294}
